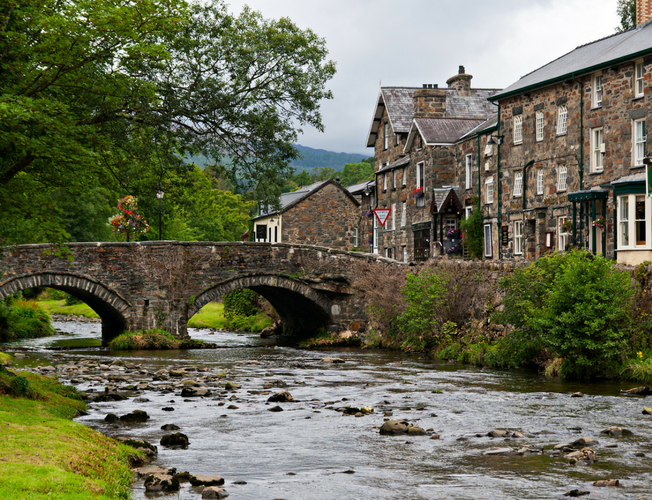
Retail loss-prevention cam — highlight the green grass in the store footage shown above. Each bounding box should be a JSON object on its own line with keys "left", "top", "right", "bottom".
{"left": 0, "top": 352, "right": 12, "bottom": 365}
{"left": 620, "top": 357, "right": 652, "bottom": 384}
{"left": 109, "top": 328, "right": 179, "bottom": 350}
{"left": 188, "top": 302, "right": 229, "bottom": 329}
{"left": 37, "top": 299, "right": 99, "bottom": 319}
{"left": 0, "top": 369, "right": 140, "bottom": 499}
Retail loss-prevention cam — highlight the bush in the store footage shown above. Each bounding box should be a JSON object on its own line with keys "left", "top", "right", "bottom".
{"left": 223, "top": 289, "right": 262, "bottom": 320}
{"left": 496, "top": 250, "right": 633, "bottom": 379}
{"left": 460, "top": 201, "right": 483, "bottom": 259}
{"left": 0, "top": 299, "right": 55, "bottom": 342}
{"left": 109, "top": 329, "right": 179, "bottom": 350}
{"left": 64, "top": 293, "right": 83, "bottom": 306}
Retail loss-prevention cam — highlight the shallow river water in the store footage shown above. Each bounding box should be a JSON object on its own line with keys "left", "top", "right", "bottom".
{"left": 6, "top": 321, "right": 652, "bottom": 500}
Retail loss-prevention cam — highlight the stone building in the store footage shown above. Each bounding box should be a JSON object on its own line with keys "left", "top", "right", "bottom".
{"left": 252, "top": 179, "right": 361, "bottom": 249}
{"left": 489, "top": 5, "right": 652, "bottom": 264}
{"left": 347, "top": 179, "right": 376, "bottom": 251}
{"left": 365, "top": 67, "right": 499, "bottom": 261}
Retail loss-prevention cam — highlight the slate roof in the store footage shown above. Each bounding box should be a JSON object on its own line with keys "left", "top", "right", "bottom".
{"left": 376, "top": 155, "right": 410, "bottom": 174}
{"left": 491, "top": 20, "right": 652, "bottom": 100}
{"left": 458, "top": 114, "right": 499, "bottom": 141}
{"left": 446, "top": 90, "right": 499, "bottom": 118}
{"left": 347, "top": 180, "right": 375, "bottom": 195}
{"left": 415, "top": 118, "right": 487, "bottom": 144}
{"left": 432, "top": 187, "right": 461, "bottom": 214}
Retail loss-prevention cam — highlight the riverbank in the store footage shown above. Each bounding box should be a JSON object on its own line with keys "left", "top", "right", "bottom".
{"left": 0, "top": 368, "right": 140, "bottom": 499}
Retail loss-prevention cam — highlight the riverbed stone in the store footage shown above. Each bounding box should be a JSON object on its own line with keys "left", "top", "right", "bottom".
{"left": 487, "top": 429, "right": 509, "bottom": 438}
{"left": 268, "top": 405, "right": 284, "bottom": 412}
{"left": 593, "top": 479, "right": 620, "bottom": 487}
{"left": 483, "top": 447, "right": 518, "bottom": 456}
{"left": 181, "top": 387, "right": 210, "bottom": 397}
{"left": 144, "top": 473, "right": 180, "bottom": 493}
{"left": 189, "top": 474, "right": 225, "bottom": 487}
{"left": 201, "top": 486, "right": 229, "bottom": 499}
{"left": 115, "top": 437, "right": 158, "bottom": 458}
{"left": 104, "top": 413, "right": 119, "bottom": 423}
{"left": 600, "top": 426, "right": 632, "bottom": 437}
{"left": 321, "top": 357, "right": 345, "bottom": 363}
{"left": 134, "top": 466, "right": 175, "bottom": 478}
{"left": 161, "top": 424, "right": 180, "bottom": 431}
{"left": 119, "top": 410, "right": 149, "bottom": 422}
{"left": 161, "top": 432, "right": 189, "bottom": 448}
{"left": 621, "top": 386, "right": 652, "bottom": 396}
{"left": 268, "top": 391, "right": 294, "bottom": 403}
{"left": 643, "top": 406, "right": 652, "bottom": 415}
{"left": 572, "top": 437, "right": 598, "bottom": 448}
{"left": 224, "top": 382, "right": 240, "bottom": 391}
{"left": 564, "top": 490, "right": 590, "bottom": 497}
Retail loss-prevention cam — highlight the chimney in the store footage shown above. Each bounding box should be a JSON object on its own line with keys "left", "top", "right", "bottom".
{"left": 413, "top": 85, "right": 447, "bottom": 118}
{"left": 637, "top": 0, "right": 652, "bottom": 25}
{"left": 446, "top": 65, "right": 473, "bottom": 96}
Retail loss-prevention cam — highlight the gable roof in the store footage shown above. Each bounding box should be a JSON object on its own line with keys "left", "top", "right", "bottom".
{"left": 252, "top": 179, "right": 360, "bottom": 221}
{"left": 431, "top": 187, "right": 462, "bottom": 214}
{"left": 491, "top": 20, "right": 652, "bottom": 101}
{"left": 404, "top": 117, "right": 488, "bottom": 150}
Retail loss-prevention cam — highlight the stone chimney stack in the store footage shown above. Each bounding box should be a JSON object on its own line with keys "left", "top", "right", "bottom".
{"left": 446, "top": 65, "right": 473, "bottom": 96}
{"left": 413, "top": 84, "right": 447, "bottom": 118}
{"left": 638, "top": 0, "right": 652, "bottom": 26}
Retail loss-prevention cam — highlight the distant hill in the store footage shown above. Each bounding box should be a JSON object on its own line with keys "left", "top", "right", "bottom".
{"left": 186, "top": 144, "right": 369, "bottom": 173}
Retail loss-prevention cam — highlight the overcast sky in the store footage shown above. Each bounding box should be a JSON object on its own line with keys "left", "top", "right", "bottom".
{"left": 226, "top": 0, "right": 621, "bottom": 156}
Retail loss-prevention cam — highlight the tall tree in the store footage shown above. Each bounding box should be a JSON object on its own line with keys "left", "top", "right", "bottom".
{"left": 617, "top": 0, "right": 636, "bottom": 31}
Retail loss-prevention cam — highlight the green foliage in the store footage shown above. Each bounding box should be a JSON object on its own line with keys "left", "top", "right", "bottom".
{"left": 620, "top": 354, "right": 652, "bottom": 384}
{"left": 64, "top": 293, "right": 83, "bottom": 306}
{"left": 109, "top": 329, "right": 179, "bottom": 350}
{"left": 497, "top": 251, "right": 633, "bottom": 379}
{"left": 223, "top": 289, "right": 262, "bottom": 320}
{"left": 617, "top": 0, "right": 636, "bottom": 31}
{"left": 290, "top": 145, "right": 367, "bottom": 173}
{"left": 187, "top": 301, "right": 229, "bottom": 329}
{"left": 0, "top": 299, "right": 55, "bottom": 342}
{"left": 339, "top": 157, "right": 375, "bottom": 187}
{"left": 460, "top": 204, "right": 483, "bottom": 259}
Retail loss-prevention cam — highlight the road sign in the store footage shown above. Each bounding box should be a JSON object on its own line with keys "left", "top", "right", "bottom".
{"left": 373, "top": 208, "right": 391, "bottom": 227}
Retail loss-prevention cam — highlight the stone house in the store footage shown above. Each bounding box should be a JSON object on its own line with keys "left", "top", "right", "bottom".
{"left": 252, "top": 179, "right": 361, "bottom": 248}
{"left": 347, "top": 179, "right": 376, "bottom": 251}
{"left": 365, "top": 67, "right": 499, "bottom": 261}
{"left": 489, "top": 2, "right": 652, "bottom": 264}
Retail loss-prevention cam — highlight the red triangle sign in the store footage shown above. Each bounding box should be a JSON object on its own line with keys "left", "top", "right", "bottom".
{"left": 373, "top": 208, "right": 391, "bottom": 227}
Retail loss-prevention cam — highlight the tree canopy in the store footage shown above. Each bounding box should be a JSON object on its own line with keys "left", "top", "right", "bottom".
{"left": 617, "top": 0, "right": 636, "bottom": 31}
{"left": 0, "top": 0, "right": 335, "bottom": 245}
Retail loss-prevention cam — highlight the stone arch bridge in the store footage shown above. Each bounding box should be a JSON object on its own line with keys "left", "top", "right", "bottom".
{"left": 0, "top": 242, "right": 398, "bottom": 344}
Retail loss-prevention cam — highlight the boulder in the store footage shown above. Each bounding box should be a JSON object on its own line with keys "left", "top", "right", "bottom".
{"left": 361, "top": 406, "right": 374, "bottom": 414}
{"left": 189, "top": 474, "right": 225, "bottom": 487}
{"left": 487, "top": 429, "right": 509, "bottom": 438}
{"left": 600, "top": 426, "right": 632, "bottom": 437}
{"left": 161, "top": 424, "right": 180, "bottom": 431}
{"left": 564, "top": 490, "right": 590, "bottom": 497}
{"left": 643, "top": 407, "right": 652, "bottom": 415}
{"left": 268, "top": 405, "right": 284, "bottom": 412}
{"left": 483, "top": 447, "right": 518, "bottom": 456}
{"left": 379, "top": 420, "right": 425, "bottom": 436}
{"left": 267, "top": 391, "right": 294, "bottom": 403}
{"left": 92, "top": 393, "right": 128, "bottom": 402}
{"left": 572, "top": 437, "right": 598, "bottom": 448}
{"left": 104, "top": 413, "right": 119, "bottom": 423}
{"left": 407, "top": 426, "right": 427, "bottom": 436}
{"left": 224, "top": 382, "right": 240, "bottom": 391}
{"left": 160, "top": 432, "right": 189, "bottom": 448}
{"left": 321, "top": 357, "right": 345, "bottom": 363}
{"left": 620, "top": 386, "right": 652, "bottom": 396}
{"left": 119, "top": 410, "right": 149, "bottom": 422}
{"left": 115, "top": 437, "right": 158, "bottom": 457}
{"left": 202, "top": 486, "right": 229, "bottom": 499}
{"left": 144, "top": 473, "right": 180, "bottom": 493}
{"left": 593, "top": 479, "right": 620, "bottom": 487}
{"left": 181, "top": 387, "right": 210, "bottom": 397}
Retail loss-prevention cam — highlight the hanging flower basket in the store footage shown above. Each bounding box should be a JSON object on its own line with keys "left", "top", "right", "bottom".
{"left": 446, "top": 243, "right": 462, "bottom": 255}
{"left": 592, "top": 217, "right": 606, "bottom": 229}
{"left": 560, "top": 220, "right": 573, "bottom": 233}
{"left": 365, "top": 209, "right": 373, "bottom": 217}
{"left": 412, "top": 186, "right": 424, "bottom": 199}
{"left": 446, "top": 228, "right": 461, "bottom": 240}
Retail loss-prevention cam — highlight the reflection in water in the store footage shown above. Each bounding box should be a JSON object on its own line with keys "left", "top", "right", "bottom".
{"left": 5, "top": 322, "right": 652, "bottom": 499}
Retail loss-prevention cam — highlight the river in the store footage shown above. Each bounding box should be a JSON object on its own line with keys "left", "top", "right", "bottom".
{"left": 5, "top": 321, "right": 652, "bottom": 499}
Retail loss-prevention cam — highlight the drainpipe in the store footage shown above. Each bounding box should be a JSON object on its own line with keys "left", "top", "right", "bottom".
{"left": 496, "top": 102, "right": 502, "bottom": 261}
{"left": 477, "top": 131, "right": 482, "bottom": 259}
{"left": 522, "top": 160, "right": 535, "bottom": 212}
{"left": 571, "top": 73, "right": 585, "bottom": 244}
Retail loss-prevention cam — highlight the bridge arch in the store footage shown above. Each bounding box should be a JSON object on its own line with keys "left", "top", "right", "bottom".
{"left": 0, "top": 272, "right": 131, "bottom": 343}
{"left": 190, "top": 275, "right": 332, "bottom": 337}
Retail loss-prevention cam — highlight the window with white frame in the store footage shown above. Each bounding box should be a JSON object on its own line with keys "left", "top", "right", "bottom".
{"left": 618, "top": 194, "right": 649, "bottom": 248}
{"left": 384, "top": 123, "right": 388, "bottom": 149}
{"left": 484, "top": 224, "right": 492, "bottom": 257}
{"left": 485, "top": 177, "right": 494, "bottom": 204}
{"left": 558, "top": 216, "right": 568, "bottom": 251}
{"left": 591, "top": 127, "right": 604, "bottom": 172}
{"left": 401, "top": 202, "right": 406, "bottom": 227}
{"left": 635, "top": 60, "right": 645, "bottom": 98}
{"left": 514, "top": 221, "right": 523, "bottom": 255}
{"left": 513, "top": 171, "right": 523, "bottom": 197}
{"left": 514, "top": 115, "right": 523, "bottom": 144}
{"left": 393, "top": 169, "right": 397, "bottom": 189}
{"left": 536, "top": 111, "right": 544, "bottom": 142}
{"left": 634, "top": 118, "right": 647, "bottom": 166}
{"left": 557, "top": 165, "right": 567, "bottom": 192}
{"left": 353, "top": 228, "right": 358, "bottom": 247}
{"left": 465, "top": 154, "right": 472, "bottom": 189}
{"left": 402, "top": 246, "right": 407, "bottom": 263}
{"left": 557, "top": 105, "right": 568, "bottom": 135}
{"left": 391, "top": 203, "right": 396, "bottom": 230}
{"left": 416, "top": 162, "right": 424, "bottom": 188}
{"left": 465, "top": 206, "right": 473, "bottom": 219}
{"left": 396, "top": 133, "right": 400, "bottom": 146}
{"left": 383, "top": 172, "right": 388, "bottom": 191}
{"left": 619, "top": 196, "right": 630, "bottom": 247}
{"left": 593, "top": 73, "right": 603, "bottom": 108}
{"left": 537, "top": 169, "right": 544, "bottom": 195}
{"left": 636, "top": 195, "right": 646, "bottom": 245}
{"left": 402, "top": 167, "right": 407, "bottom": 186}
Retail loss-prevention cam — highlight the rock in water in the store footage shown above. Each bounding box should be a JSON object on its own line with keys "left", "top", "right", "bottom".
{"left": 620, "top": 386, "right": 652, "bottom": 396}
{"left": 643, "top": 407, "right": 652, "bottom": 415}
{"left": 487, "top": 429, "right": 509, "bottom": 438}
{"left": 160, "top": 433, "right": 189, "bottom": 448}
{"left": 572, "top": 437, "right": 598, "bottom": 448}
{"left": 119, "top": 410, "right": 149, "bottom": 422}
{"left": 267, "top": 391, "right": 294, "bottom": 403}
{"left": 202, "top": 486, "right": 229, "bottom": 499}
{"left": 268, "top": 405, "right": 284, "bottom": 412}
{"left": 564, "top": 490, "right": 590, "bottom": 497}
{"left": 189, "top": 474, "right": 225, "bottom": 486}
{"left": 144, "top": 473, "right": 180, "bottom": 493}
{"left": 104, "top": 413, "right": 119, "bottom": 423}
{"left": 593, "top": 479, "right": 620, "bottom": 487}
{"left": 181, "top": 387, "right": 210, "bottom": 397}
{"left": 379, "top": 420, "right": 410, "bottom": 435}
{"left": 600, "top": 427, "right": 632, "bottom": 437}
{"left": 161, "top": 424, "right": 180, "bottom": 431}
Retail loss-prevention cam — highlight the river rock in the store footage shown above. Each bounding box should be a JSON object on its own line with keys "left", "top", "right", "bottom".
{"left": 134, "top": 466, "right": 176, "bottom": 478}
{"left": 169, "top": 369, "right": 186, "bottom": 377}
{"left": 202, "top": 486, "right": 229, "bottom": 499}
{"left": 115, "top": 437, "right": 158, "bottom": 458}
{"left": 572, "top": 437, "right": 598, "bottom": 448}
{"left": 565, "top": 447, "right": 596, "bottom": 464}
{"left": 268, "top": 391, "right": 294, "bottom": 403}
{"left": 361, "top": 406, "right": 374, "bottom": 414}
{"left": 570, "top": 392, "right": 584, "bottom": 397}
{"left": 593, "top": 479, "right": 620, "bottom": 487}
{"left": 379, "top": 420, "right": 426, "bottom": 436}
{"left": 487, "top": 429, "right": 509, "bottom": 438}
{"left": 119, "top": 410, "right": 149, "bottom": 423}
{"left": 643, "top": 407, "right": 652, "bottom": 415}
{"left": 321, "top": 357, "right": 345, "bottom": 363}
{"left": 161, "top": 424, "right": 180, "bottom": 431}
{"left": 189, "top": 474, "right": 225, "bottom": 487}
{"left": 224, "top": 382, "right": 240, "bottom": 390}
{"left": 92, "top": 393, "right": 128, "bottom": 402}
{"left": 268, "top": 405, "right": 284, "bottom": 412}
{"left": 483, "top": 447, "right": 518, "bottom": 456}
{"left": 407, "top": 426, "right": 427, "bottom": 436}
{"left": 161, "top": 432, "right": 189, "bottom": 448}
{"left": 600, "top": 426, "right": 632, "bottom": 437}
{"left": 621, "top": 386, "right": 652, "bottom": 396}
{"left": 181, "top": 387, "right": 210, "bottom": 397}
{"left": 564, "top": 490, "right": 590, "bottom": 497}
{"left": 144, "top": 473, "right": 180, "bottom": 493}
{"left": 104, "top": 413, "right": 119, "bottom": 423}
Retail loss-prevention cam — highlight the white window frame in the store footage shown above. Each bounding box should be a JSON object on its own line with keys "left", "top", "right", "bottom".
{"left": 396, "top": 133, "right": 400, "bottom": 146}
{"left": 514, "top": 221, "right": 523, "bottom": 255}
{"left": 485, "top": 177, "right": 494, "bottom": 204}
{"left": 383, "top": 173, "right": 388, "bottom": 191}
{"left": 391, "top": 203, "right": 396, "bottom": 230}
{"left": 402, "top": 167, "right": 407, "bottom": 186}
{"left": 514, "top": 115, "right": 523, "bottom": 144}
{"left": 384, "top": 123, "right": 389, "bottom": 150}
{"left": 353, "top": 228, "right": 358, "bottom": 247}
{"left": 484, "top": 224, "right": 492, "bottom": 258}
{"left": 635, "top": 60, "right": 645, "bottom": 98}
{"left": 401, "top": 201, "right": 406, "bottom": 227}
{"left": 402, "top": 246, "right": 407, "bottom": 263}
{"left": 558, "top": 216, "right": 568, "bottom": 251}
{"left": 513, "top": 171, "right": 523, "bottom": 197}
{"left": 535, "top": 111, "right": 544, "bottom": 142}
{"left": 634, "top": 118, "right": 647, "bottom": 167}
{"left": 557, "top": 165, "right": 567, "bottom": 192}
{"left": 557, "top": 105, "right": 568, "bottom": 135}
{"left": 537, "top": 169, "right": 544, "bottom": 195}
{"left": 465, "top": 206, "right": 473, "bottom": 219}
{"left": 416, "top": 162, "right": 424, "bottom": 189}
{"left": 617, "top": 194, "right": 652, "bottom": 249}
{"left": 393, "top": 169, "right": 397, "bottom": 189}
{"left": 593, "top": 73, "right": 603, "bottom": 108}
{"left": 591, "top": 127, "right": 604, "bottom": 173}
{"left": 465, "top": 154, "right": 472, "bottom": 190}
{"left": 619, "top": 196, "right": 630, "bottom": 248}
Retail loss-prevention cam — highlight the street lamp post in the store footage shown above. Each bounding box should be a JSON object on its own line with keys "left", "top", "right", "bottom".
{"left": 156, "top": 187, "right": 164, "bottom": 240}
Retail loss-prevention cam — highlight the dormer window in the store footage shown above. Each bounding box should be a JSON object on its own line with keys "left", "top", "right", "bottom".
{"left": 593, "top": 73, "right": 603, "bottom": 108}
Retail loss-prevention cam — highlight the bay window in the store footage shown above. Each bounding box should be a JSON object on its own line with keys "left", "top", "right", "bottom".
{"left": 618, "top": 194, "right": 649, "bottom": 248}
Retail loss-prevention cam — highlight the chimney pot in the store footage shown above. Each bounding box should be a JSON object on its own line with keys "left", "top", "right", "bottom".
{"left": 422, "top": 84, "right": 427, "bottom": 89}
{"left": 459, "top": 65, "right": 465, "bottom": 74}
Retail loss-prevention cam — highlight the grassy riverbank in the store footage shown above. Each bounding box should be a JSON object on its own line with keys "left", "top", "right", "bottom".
{"left": 37, "top": 299, "right": 100, "bottom": 319}
{"left": 0, "top": 369, "right": 140, "bottom": 499}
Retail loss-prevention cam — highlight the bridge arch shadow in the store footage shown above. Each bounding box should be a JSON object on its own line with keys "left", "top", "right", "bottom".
{"left": 190, "top": 275, "right": 332, "bottom": 337}
{"left": 0, "top": 272, "right": 131, "bottom": 344}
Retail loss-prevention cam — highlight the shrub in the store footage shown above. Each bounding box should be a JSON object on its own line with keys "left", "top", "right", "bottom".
{"left": 0, "top": 299, "right": 55, "bottom": 342}
{"left": 460, "top": 201, "right": 483, "bottom": 259}
{"left": 109, "top": 329, "right": 179, "bottom": 350}
{"left": 223, "top": 289, "right": 262, "bottom": 320}
{"left": 497, "top": 250, "right": 633, "bottom": 379}
{"left": 64, "top": 293, "right": 83, "bottom": 306}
